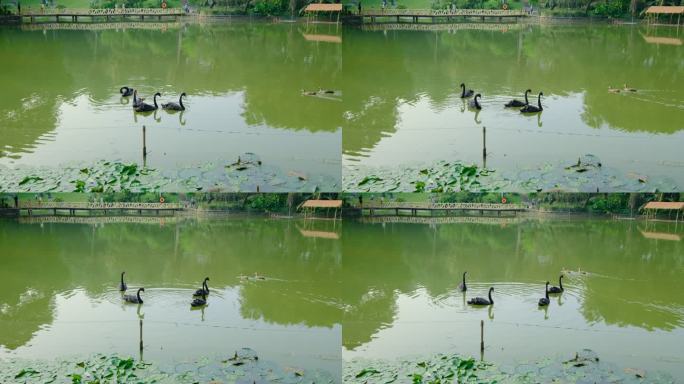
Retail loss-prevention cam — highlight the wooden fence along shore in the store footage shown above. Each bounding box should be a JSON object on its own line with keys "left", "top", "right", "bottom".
{"left": 358, "top": 202, "right": 527, "bottom": 217}
{"left": 18, "top": 7, "right": 183, "bottom": 23}
{"left": 358, "top": 8, "right": 527, "bottom": 23}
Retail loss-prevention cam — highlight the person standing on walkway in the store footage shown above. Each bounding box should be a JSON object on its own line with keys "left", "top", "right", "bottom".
{"left": 17, "top": 0, "right": 21, "bottom": 14}
{"left": 357, "top": 0, "right": 361, "bottom": 15}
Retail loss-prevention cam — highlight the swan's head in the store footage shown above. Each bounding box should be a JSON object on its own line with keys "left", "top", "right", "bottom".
{"left": 204, "top": 277, "right": 210, "bottom": 282}
{"left": 475, "top": 93, "right": 481, "bottom": 99}
{"left": 121, "top": 271, "right": 125, "bottom": 276}
{"left": 181, "top": 92, "right": 187, "bottom": 97}
{"left": 539, "top": 92, "right": 544, "bottom": 96}
{"left": 139, "top": 287, "right": 145, "bottom": 292}
{"left": 545, "top": 281, "right": 550, "bottom": 286}
{"left": 460, "top": 83, "right": 465, "bottom": 87}
{"left": 155, "top": 92, "right": 161, "bottom": 97}
{"left": 526, "top": 89, "right": 532, "bottom": 94}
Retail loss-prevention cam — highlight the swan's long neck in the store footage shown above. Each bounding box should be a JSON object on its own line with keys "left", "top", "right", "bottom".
{"left": 462, "top": 272, "right": 466, "bottom": 286}
{"left": 537, "top": 93, "right": 542, "bottom": 109}
{"left": 460, "top": 84, "right": 465, "bottom": 97}
{"left": 545, "top": 283, "right": 549, "bottom": 300}
{"left": 488, "top": 288, "right": 493, "bottom": 304}
{"left": 120, "top": 87, "right": 127, "bottom": 94}
{"left": 153, "top": 94, "right": 158, "bottom": 108}
{"left": 475, "top": 95, "right": 480, "bottom": 108}
{"left": 133, "top": 91, "right": 137, "bottom": 103}
{"left": 559, "top": 275, "right": 563, "bottom": 290}
{"left": 121, "top": 272, "right": 125, "bottom": 285}
{"left": 179, "top": 94, "right": 185, "bottom": 109}
{"left": 137, "top": 289, "right": 143, "bottom": 301}
{"left": 524, "top": 90, "right": 529, "bottom": 105}
{"left": 203, "top": 279, "right": 209, "bottom": 291}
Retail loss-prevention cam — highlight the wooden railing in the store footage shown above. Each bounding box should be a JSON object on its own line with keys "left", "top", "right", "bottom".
{"left": 361, "top": 8, "right": 526, "bottom": 16}
{"left": 19, "top": 8, "right": 183, "bottom": 16}
{"left": 361, "top": 202, "right": 526, "bottom": 210}
{"left": 19, "top": 202, "right": 183, "bottom": 210}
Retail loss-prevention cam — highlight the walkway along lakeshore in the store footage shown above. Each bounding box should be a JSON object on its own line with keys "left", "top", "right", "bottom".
{"left": 357, "top": 202, "right": 527, "bottom": 217}
{"left": 355, "top": 9, "right": 527, "bottom": 24}
{"left": 17, "top": 8, "right": 183, "bottom": 23}
{"left": 16, "top": 202, "right": 183, "bottom": 217}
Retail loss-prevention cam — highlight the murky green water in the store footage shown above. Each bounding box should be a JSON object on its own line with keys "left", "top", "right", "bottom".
{"left": 0, "top": 216, "right": 342, "bottom": 380}
{"left": 342, "top": 217, "right": 684, "bottom": 378}
{"left": 0, "top": 22, "right": 342, "bottom": 191}
{"left": 342, "top": 24, "right": 684, "bottom": 191}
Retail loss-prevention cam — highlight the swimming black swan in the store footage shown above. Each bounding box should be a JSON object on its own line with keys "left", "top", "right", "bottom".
{"left": 548, "top": 275, "right": 564, "bottom": 294}
{"left": 119, "top": 271, "right": 127, "bottom": 292}
{"left": 505, "top": 89, "right": 531, "bottom": 108}
{"left": 468, "top": 94, "right": 482, "bottom": 110}
{"left": 468, "top": 287, "right": 494, "bottom": 306}
{"left": 134, "top": 92, "right": 160, "bottom": 113}
{"left": 520, "top": 92, "right": 543, "bottom": 113}
{"left": 162, "top": 92, "right": 186, "bottom": 111}
{"left": 460, "top": 83, "right": 474, "bottom": 98}
{"left": 193, "top": 277, "right": 210, "bottom": 296}
{"left": 120, "top": 86, "right": 134, "bottom": 97}
{"left": 458, "top": 272, "right": 467, "bottom": 292}
{"left": 124, "top": 287, "right": 145, "bottom": 304}
{"left": 538, "top": 282, "right": 550, "bottom": 306}
{"left": 132, "top": 90, "right": 145, "bottom": 109}
{"left": 191, "top": 292, "right": 207, "bottom": 307}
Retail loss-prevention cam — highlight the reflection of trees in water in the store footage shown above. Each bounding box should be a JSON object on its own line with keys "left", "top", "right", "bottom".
{"left": 341, "top": 220, "right": 684, "bottom": 349}
{"left": 0, "top": 218, "right": 341, "bottom": 351}
{"left": 341, "top": 25, "right": 684, "bottom": 155}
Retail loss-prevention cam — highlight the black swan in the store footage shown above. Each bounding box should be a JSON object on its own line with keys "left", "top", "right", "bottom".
{"left": 505, "top": 89, "right": 531, "bottom": 108}
{"left": 468, "top": 287, "right": 494, "bottom": 306}
{"left": 124, "top": 287, "right": 144, "bottom": 304}
{"left": 458, "top": 271, "right": 467, "bottom": 292}
{"left": 460, "top": 83, "right": 474, "bottom": 98}
{"left": 162, "top": 92, "right": 186, "bottom": 111}
{"left": 134, "top": 92, "right": 160, "bottom": 113}
{"left": 520, "top": 92, "right": 543, "bottom": 113}
{"left": 468, "top": 94, "right": 482, "bottom": 110}
{"left": 193, "top": 277, "right": 210, "bottom": 296}
{"left": 119, "top": 271, "right": 127, "bottom": 292}
{"left": 548, "top": 275, "right": 564, "bottom": 294}
{"left": 120, "top": 86, "right": 134, "bottom": 97}
{"left": 191, "top": 292, "right": 207, "bottom": 307}
{"left": 538, "top": 282, "right": 550, "bottom": 306}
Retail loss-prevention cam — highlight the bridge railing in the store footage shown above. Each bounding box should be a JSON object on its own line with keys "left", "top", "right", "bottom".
{"left": 19, "top": 202, "right": 183, "bottom": 210}
{"left": 361, "top": 202, "right": 526, "bottom": 210}
{"left": 20, "top": 8, "right": 182, "bottom": 16}
{"left": 361, "top": 8, "right": 526, "bottom": 16}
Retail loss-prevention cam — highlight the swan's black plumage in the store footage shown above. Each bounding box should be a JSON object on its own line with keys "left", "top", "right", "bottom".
{"left": 460, "top": 83, "right": 474, "bottom": 98}
{"left": 458, "top": 271, "right": 467, "bottom": 292}
{"left": 124, "top": 287, "right": 144, "bottom": 304}
{"left": 191, "top": 292, "right": 207, "bottom": 307}
{"left": 505, "top": 89, "right": 531, "bottom": 108}
{"left": 135, "top": 92, "right": 160, "bottom": 112}
{"left": 521, "top": 92, "right": 543, "bottom": 113}
{"left": 468, "top": 94, "right": 482, "bottom": 110}
{"left": 120, "top": 86, "right": 134, "bottom": 97}
{"left": 468, "top": 287, "right": 494, "bottom": 306}
{"left": 162, "top": 92, "right": 186, "bottom": 111}
{"left": 193, "top": 277, "right": 210, "bottom": 296}
{"left": 119, "top": 271, "right": 127, "bottom": 292}
{"left": 132, "top": 90, "right": 144, "bottom": 108}
{"left": 538, "top": 282, "right": 550, "bottom": 306}
{"left": 548, "top": 275, "right": 564, "bottom": 294}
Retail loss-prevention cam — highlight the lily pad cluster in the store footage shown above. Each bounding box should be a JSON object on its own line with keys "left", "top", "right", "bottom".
{"left": 1, "top": 348, "right": 336, "bottom": 384}
{"left": 0, "top": 153, "right": 339, "bottom": 193}
{"left": 344, "top": 349, "right": 675, "bottom": 384}
{"left": 344, "top": 155, "right": 679, "bottom": 193}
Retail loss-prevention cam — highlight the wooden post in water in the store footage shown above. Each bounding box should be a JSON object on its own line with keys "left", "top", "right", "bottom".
{"left": 480, "top": 320, "right": 484, "bottom": 352}
{"left": 482, "top": 126, "right": 487, "bottom": 168}
{"left": 142, "top": 125, "right": 147, "bottom": 165}
{"left": 139, "top": 319, "right": 143, "bottom": 353}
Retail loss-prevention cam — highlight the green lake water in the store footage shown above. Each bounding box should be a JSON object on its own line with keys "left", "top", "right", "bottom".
{"left": 0, "top": 22, "right": 342, "bottom": 191}
{"left": 341, "top": 24, "right": 684, "bottom": 191}
{"left": 0, "top": 217, "right": 342, "bottom": 380}
{"left": 342, "top": 217, "right": 684, "bottom": 379}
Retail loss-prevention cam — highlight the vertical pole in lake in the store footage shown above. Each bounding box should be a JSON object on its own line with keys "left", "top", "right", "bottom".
{"left": 142, "top": 125, "right": 147, "bottom": 167}
{"left": 139, "top": 319, "right": 143, "bottom": 355}
{"left": 480, "top": 320, "right": 484, "bottom": 354}
{"left": 482, "top": 126, "right": 487, "bottom": 169}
